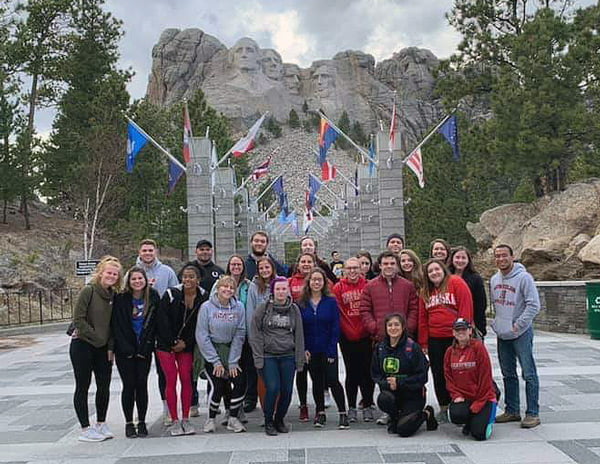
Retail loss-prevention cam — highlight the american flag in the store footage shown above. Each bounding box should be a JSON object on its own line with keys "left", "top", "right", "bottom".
{"left": 406, "top": 147, "right": 425, "bottom": 188}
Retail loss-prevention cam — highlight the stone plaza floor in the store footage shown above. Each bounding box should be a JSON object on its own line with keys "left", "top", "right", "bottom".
{"left": 1, "top": 328, "right": 600, "bottom": 464}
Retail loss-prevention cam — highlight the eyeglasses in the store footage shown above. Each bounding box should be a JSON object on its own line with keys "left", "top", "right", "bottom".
{"left": 345, "top": 266, "right": 359, "bottom": 270}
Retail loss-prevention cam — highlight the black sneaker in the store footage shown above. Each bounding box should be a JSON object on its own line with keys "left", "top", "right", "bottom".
{"left": 424, "top": 406, "right": 438, "bottom": 431}
{"left": 462, "top": 424, "right": 471, "bottom": 436}
{"left": 313, "top": 413, "right": 326, "bottom": 428}
{"left": 338, "top": 413, "right": 350, "bottom": 430}
{"left": 137, "top": 422, "right": 148, "bottom": 437}
{"left": 274, "top": 419, "right": 289, "bottom": 433}
{"left": 125, "top": 423, "right": 137, "bottom": 438}
{"left": 265, "top": 421, "right": 278, "bottom": 436}
{"left": 243, "top": 400, "right": 257, "bottom": 413}
{"left": 387, "top": 420, "right": 398, "bottom": 435}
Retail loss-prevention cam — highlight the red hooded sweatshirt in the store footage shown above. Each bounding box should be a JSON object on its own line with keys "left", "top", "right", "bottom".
{"left": 418, "top": 275, "right": 473, "bottom": 348}
{"left": 332, "top": 277, "right": 368, "bottom": 341}
{"left": 288, "top": 273, "right": 307, "bottom": 302}
{"left": 444, "top": 338, "right": 497, "bottom": 414}
{"left": 359, "top": 274, "right": 418, "bottom": 341}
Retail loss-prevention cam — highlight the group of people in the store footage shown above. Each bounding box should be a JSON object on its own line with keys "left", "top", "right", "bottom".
{"left": 69, "top": 231, "right": 541, "bottom": 443}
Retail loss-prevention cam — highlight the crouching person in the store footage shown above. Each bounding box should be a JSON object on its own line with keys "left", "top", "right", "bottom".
{"left": 372, "top": 313, "right": 438, "bottom": 437}
{"left": 444, "top": 318, "right": 497, "bottom": 440}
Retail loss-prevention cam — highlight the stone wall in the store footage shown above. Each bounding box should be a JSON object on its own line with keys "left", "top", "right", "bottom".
{"left": 534, "top": 281, "right": 589, "bottom": 334}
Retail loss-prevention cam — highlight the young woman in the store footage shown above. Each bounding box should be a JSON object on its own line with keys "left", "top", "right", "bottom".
{"left": 333, "top": 257, "right": 375, "bottom": 423}
{"left": 197, "top": 275, "right": 247, "bottom": 433}
{"left": 429, "top": 238, "right": 451, "bottom": 266}
{"left": 288, "top": 252, "right": 317, "bottom": 301}
{"left": 299, "top": 236, "right": 338, "bottom": 283}
{"left": 250, "top": 277, "right": 305, "bottom": 435}
{"left": 398, "top": 249, "right": 425, "bottom": 293}
{"left": 70, "top": 256, "right": 123, "bottom": 442}
{"left": 298, "top": 268, "right": 349, "bottom": 429}
{"left": 156, "top": 265, "right": 208, "bottom": 436}
{"left": 449, "top": 247, "right": 488, "bottom": 338}
{"left": 356, "top": 250, "right": 377, "bottom": 280}
{"left": 444, "top": 318, "right": 497, "bottom": 440}
{"left": 112, "top": 266, "right": 160, "bottom": 438}
{"left": 372, "top": 313, "right": 438, "bottom": 436}
{"left": 418, "top": 259, "right": 473, "bottom": 420}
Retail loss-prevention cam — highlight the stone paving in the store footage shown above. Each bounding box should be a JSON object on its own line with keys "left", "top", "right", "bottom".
{"left": 1, "top": 329, "right": 600, "bottom": 463}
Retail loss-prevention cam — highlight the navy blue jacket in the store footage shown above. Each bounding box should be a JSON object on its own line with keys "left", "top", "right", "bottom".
{"left": 298, "top": 295, "right": 340, "bottom": 359}
{"left": 245, "top": 253, "right": 288, "bottom": 280}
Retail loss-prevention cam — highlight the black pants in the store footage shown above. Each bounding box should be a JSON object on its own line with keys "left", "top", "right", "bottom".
{"left": 377, "top": 389, "right": 426, "bottom": 437}
{"left": 307, "top": 353, "right": 346, "bottom": 413}
{"left": 449, "top": 400, "right": 496, "bottom": 441}
{"left": 339, "top": 336, "right": 374, "bottom": 408}
{"left": 154, "top": 351, "right": 166, "bottom": 401}
{"left": 428, "top": 337, "right": 453, "bottom": 407}
{"left": 296, "top": 365, "right": 308, "bottom": 406}
{"left": 69, "top": 339, "right": 112, "bottom": 428}
{"left": 242, "top": 340, "right": 257, "bottom": 404}
{"left": 115, "top": 354, "right": 152, "bottom": 423}
{"left": 205, "top": 363, "right": 246, "bottom": 419}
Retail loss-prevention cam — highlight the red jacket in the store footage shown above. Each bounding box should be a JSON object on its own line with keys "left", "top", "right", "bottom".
{"left": 288, "top": 274, "right": 306, "bottom": 302}
{"left": 333, "top": 277, "right": 368, "bottom": 341}
{"left": 418, "top": 275, "right": 473, "bottom": 348}
{"left": 359, "top": 274, "right": 418, "bottom": 341}
{"left": 444, "top": 339, "right": 497, "bottom": 414}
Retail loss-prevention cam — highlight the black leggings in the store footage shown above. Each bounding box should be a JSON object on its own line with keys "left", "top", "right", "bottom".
{"left": 115, "top": 354, "right": 152, "bottom": 423}
{"left": 69, "top": 339, "right": 112, "bottom": 428}
{"left": 449, "top": 400, "right": 496, "bottom": 440}
{"left": 307, "top": 353, "right": 346, "bottom": 413}
{"left": 296, "top": 365, "right": 308, "bottom": 406}
{"left": 377, "top": 389, "right": 426, "bottom": 437}
{"left": 339, "top": 336, "right": 374, "bottom": 408}
{"left": 205, "top": 363, "right": 246, "bottom": 419}
{"left": 154, "top": 351, "right": 166, "bottom": 401}
{"left": 428, "top": 337, "right": 453, "bottom": 407}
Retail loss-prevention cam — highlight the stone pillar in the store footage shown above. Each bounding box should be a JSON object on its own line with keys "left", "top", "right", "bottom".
{"left": 377, "top": 130, "right": 405, "bottom": 251}
{"left": 235, "top": 188, "right": 249, "bottom": 256}
{"left": 346, "top": 183, "right": 362, "bottom": 256}
{"left": 358, "top": 165, "right": 380, "bottom": 255}
{"left": 212, "top": 167, "right": 236, "bottom": 267}
{"left": 187, "top": 138, "right": 213, "bottom": 261}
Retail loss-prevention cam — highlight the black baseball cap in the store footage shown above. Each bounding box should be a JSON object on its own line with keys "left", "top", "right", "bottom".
{"left": 453, "top": 318, "right": 471, "bottom": 330}
{"left": 196, "top": 239, "right": 213, "bottom": 249}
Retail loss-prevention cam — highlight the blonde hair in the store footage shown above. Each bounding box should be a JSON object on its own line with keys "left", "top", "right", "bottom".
{"left": 91, "top": 255, "right": 123, "bottom": 291}
{"left": 399, "top": 249, "right": 425, "bottom": 292}
{"left": 216, "top": 274, "right": 237, "bottom": 292}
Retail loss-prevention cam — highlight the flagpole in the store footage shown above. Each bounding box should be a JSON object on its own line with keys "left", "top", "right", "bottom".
{"left": 401, "top": 109, "right": 457, "bottom": 164}
{"left": 234, "top": 147, "right": 279, "bottom": 195}
{"left": 213, "top": 113, "right": 268, "bottom": 170}
{"left": 126, "top": 117, "right": 187, "bottom": 172}
{"left": 311, "top": 149, "right": 360, "bottom": 192}
{"left": 317, "top": 110, "right": 377, "bottom": 165}
{"left": 261, "top": 199, "right": 279, "bottom": 221}
{"left": 255, "top": 175, "right": 282, "bottom": 203}
{"left": 311, "top": 174, "right": 345, "bottom": 204}
{"left": 183, "top": 100, "right": 195, "bottom": 162}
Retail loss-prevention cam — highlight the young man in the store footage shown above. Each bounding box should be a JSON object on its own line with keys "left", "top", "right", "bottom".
{"left": 245, "top": 231, "right": 287, "bottom": 280}
{"left": 386, "top": 234, "right": 404, "bottom": 256}
{"left": 490, "top": 244, "right": 541, "bottom": 429}
{"left": 190, "top": 240, "right": 225, "bottom": 293}
{"left": 330, "top": 251, "right": 344, "bottom": 279}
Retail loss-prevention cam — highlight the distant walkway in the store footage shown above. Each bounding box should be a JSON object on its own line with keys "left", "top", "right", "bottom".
{"left": 1, "top": 330, "right": 600, "bottom": 463}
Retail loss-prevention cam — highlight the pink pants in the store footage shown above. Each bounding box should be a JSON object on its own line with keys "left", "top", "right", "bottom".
{"left": 156, "top": 350, "right": 193, "bottom": 421}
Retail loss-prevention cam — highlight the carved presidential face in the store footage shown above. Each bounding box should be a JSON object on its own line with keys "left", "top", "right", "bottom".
{"left": 229, "top": 38, "right": 260, "bottom": 72}
{"left": 283, "top": 64, "right": 301, "bottom": 95}
{"left": 312, "top": 64, "right": 336, "bottom": 98}
{"left": 260, "top": 49, "right": 283, "bottom": 80}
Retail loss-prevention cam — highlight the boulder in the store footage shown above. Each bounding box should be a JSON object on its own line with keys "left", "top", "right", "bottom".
{"left": 579, "top": 235, "right": 600, "bottom": 265}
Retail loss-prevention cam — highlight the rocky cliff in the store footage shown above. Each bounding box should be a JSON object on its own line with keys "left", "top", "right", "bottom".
{"left": 467, "top": 178, "right": 600, "bottom": 280}
{"left": 147, "top": 29, "right": 443, "bottom": 146}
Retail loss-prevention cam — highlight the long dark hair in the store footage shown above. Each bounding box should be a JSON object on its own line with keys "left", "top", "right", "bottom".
{"left": 420, "top": 259, "right": 451, "bottom": 302}
{"left": 300, "top": 267, "right": 331, "bottom": 306}
{"left": 429, "top": 238, "right": 451, "bottom": 263}
{"left": 448, "top": 246, "right": 476, "bottom": 275}
{"left": 226, "top": 253, "right": 247, "bottom": 283}
{"left": 124, "top": 266, "right": 150, "bottom": 316}
{"left": 255, "top": 256, "right": 277, "bottom": 293}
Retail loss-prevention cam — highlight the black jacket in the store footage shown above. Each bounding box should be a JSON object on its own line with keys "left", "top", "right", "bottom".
{"left": 111, "top": 288, "right": 160, "bottom": 358}
{"left": 156, "top": 284, "right": 208, "bottom": 353}
{"left": 181, "top": 260, "right": 225, "bottom": 294}
{"left": 371, "top": 332, "right": 428, "bottom": 392}
{"left": 461, "top": 271, "right": 487, "bottom": 336}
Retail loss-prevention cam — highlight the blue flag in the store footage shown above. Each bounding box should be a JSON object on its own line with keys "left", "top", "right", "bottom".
{"left": 126, "top": 122, "right": 150, "bottom": 172}
{"left": 318, "top": 118, "right": 339, "bottom": 165}
{"left": 437, "top": 115, "right": 460, "bottom": 161}
{"left": 272, "top": 176, "right": 284, "bottom": 196}
{"left": 368, "top": 139, "right": 376, "bottom": 177}
{"left": 167, "top": 160, "right": 185, "bottom": 195}
{"left": 308, "top": 174, "right": 321, "bottom": 209}
{"left": 272, "top": 176, "right": 289, "bottom": 216}
{"left": 278, "top": 210, "right": 296, "bottom": 225}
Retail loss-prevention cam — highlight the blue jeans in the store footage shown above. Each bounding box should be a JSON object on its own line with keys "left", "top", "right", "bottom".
{"left": 261, "top": 356, "right": 296, "bottom": 423}
{"left": 497, "top": 327, "right": 539, "bottom": 416}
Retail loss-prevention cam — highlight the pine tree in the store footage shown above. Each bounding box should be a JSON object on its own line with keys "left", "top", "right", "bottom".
{"left": 288, "top": 109, "right": 300, "bottom": 128}
{"left": 335, "top": 111, "right": 351, "bottom": 149}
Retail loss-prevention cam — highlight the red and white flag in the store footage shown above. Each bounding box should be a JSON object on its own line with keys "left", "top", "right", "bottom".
{"left": 389, "top": 97, "right": 397, "bottom": 153}
{"left": 251, "top": 156, "right": 271, "bottom": 181}
{"left": 182, "top": 104, "right": 193, "bottom": 164}
{"left": 406, "top": 147, "right": 425, "bottom": 188}
{"left": 231, "top": 114, "right": 266, "bottom": 158}
{"left": 321, "top": 160, "right": 337, "bottom": 182}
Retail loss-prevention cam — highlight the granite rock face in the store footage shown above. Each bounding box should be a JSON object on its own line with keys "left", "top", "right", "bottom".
{"left": 146, "top": 29, "right": 443, "bottom": 145}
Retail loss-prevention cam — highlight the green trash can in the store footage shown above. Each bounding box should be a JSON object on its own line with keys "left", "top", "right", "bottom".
{"left": 586, "top": 282, "right": 600, "bottom": 340}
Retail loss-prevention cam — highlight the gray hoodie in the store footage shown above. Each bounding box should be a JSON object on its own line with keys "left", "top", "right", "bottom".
{"left": 490, "top": 263, "right": 540, "bottom": 340}
{"left": 135, "top": 257, "right": 179, "bottom": 297}
{"left": 196, "top": 294, "right": 246, "bottom": 369}
{"left": 246, "top": 280, "right": 270, "bottom": 332}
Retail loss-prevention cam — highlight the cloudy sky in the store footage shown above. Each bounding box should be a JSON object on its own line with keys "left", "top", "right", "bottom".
{"left": 105, "top": 0, "right": 463, "bottom": 100}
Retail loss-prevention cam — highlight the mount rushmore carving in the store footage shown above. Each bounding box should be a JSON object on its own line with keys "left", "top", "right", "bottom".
{"left": 147, "top": 28, "right": 443, "bottom": 145}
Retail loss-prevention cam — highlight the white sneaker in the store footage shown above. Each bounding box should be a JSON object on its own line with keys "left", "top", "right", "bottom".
{"left": 94, "top": 423, "right": 114, "bottom": 439}
{"left": 376, "top": 412, "right": 390, "bottom": 425}
{"left": 203, "top": 418, "right": 216, "bottom": 433}
{"left": 227, "top": 416, "right": 247, "bottom": 433}
{"left": 220, "top": 410, "right": 230, "bottom": 426}
{"left": 181, "top": 420, "right": 195, "bottom": 435}
{"left": 238, "top": 408, "right": 248, "bottom": 424}
{"left": 163, "top": 411, "right": 173, "bottom": 426}
{"left": 78, "top": 427, "right": 107, "bottom": 442}
{"left": 189, "top": 405, "right": 199, "bottom": 417}
{"left": 168, "top": 421, "right": 185, "bottom": 436}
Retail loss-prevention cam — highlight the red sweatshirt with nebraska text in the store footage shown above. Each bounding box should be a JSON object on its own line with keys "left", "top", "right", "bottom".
{"left": 418, "top": 275, "right": 473, "bottom": 348}
{"left": 333, "top": 277, "right": 368, "bottom": 341}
